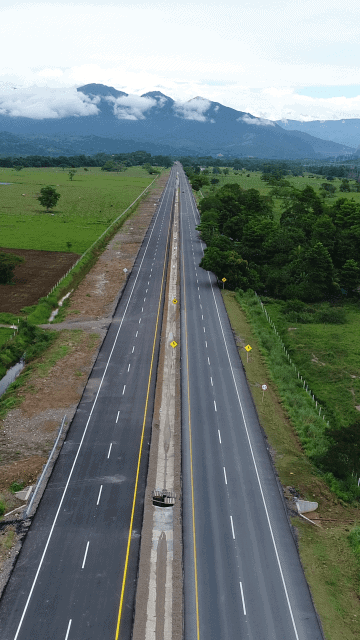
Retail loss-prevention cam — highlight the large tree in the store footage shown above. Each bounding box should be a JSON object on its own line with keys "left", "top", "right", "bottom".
{"left": 37, "top": 186, "right": 61, "bottom": 212}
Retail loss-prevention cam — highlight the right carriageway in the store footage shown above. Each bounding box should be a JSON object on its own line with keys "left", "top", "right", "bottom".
{"left": 177, "top": 161, "right": 325, "bottom": 640}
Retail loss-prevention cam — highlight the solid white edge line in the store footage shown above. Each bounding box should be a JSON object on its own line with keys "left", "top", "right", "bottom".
{"left": 223, "top": 467, "right": 227, "bottom": 484}
{"left": 230, "top": 515, "right": 235, "bottom": 539}
{"left": 82, "top": 541, "right": 90, "bottom": 569}
{"left": 11, "top": 167, "right": 177, "bottom": 640}
{"left": 186, "top": 178, "right": 300, "bottom": 640}
{"left": 107, "top": 443, "right": 112, "bottom": 459}
{"left": 240, "top": 582, "right": 246, "bottom": 616}
{"left": 96, "top": 485, "right": 103, "bottom": 506}
{"left": 64, "top": 619, "right": 72, "bottom": 640}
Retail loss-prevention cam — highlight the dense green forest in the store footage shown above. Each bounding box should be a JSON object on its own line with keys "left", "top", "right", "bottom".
{"left": 184, "top": 167, "right": 360, "bottom": 302}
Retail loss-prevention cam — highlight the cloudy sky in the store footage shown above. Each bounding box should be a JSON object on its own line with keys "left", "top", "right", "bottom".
{"left": 1, "top": 0, "right": 360, "bottom": 121}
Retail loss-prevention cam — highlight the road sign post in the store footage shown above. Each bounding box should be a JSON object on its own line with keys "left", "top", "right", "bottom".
{"left": 245, "top": 344, "right": 252, "bottom": 363}
{"left": 261, "top": 384, "right": 267, "bottom": 402}
{"left": 221, "top": 277, "right": 227, "bottom": 289}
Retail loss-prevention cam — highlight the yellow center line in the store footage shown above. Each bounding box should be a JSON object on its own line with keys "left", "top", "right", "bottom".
{"left": 182, "top": 214, "right": 201, "bottom": 640}
{"left": 114, "top": 191, "right": 174, "bottom": 640}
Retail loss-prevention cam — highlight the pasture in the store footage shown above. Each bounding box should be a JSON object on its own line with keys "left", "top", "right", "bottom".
{"left": 265, "top": 299, "right": 360, "bottom": 431}
{"left": 0, "top": 166, "right": 156, "bottom": 254}
{"left": 199, "top": 169, "right": 360, "bottom": 221}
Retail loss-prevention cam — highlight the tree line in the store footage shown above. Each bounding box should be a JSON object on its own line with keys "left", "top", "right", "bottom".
{"left": 192, "top": 178, "right": 360, "bottom": 302}
{"left": 0, "top": 151, "right": 173, "bottom": 169}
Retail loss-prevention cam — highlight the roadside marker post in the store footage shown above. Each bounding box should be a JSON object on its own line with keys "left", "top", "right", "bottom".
{"left": 261, "top": 384, "right": 267, "bottom": 402}
{"left": 244, "top": 344, "right": 252, "bottom": 363}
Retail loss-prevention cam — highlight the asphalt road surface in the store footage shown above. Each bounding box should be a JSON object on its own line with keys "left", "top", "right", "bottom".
{"left": 178, "top": 162, "right": 324, "bottom": 640}
{"left": 0, "top": 167, "right": 177, "bottom": 640}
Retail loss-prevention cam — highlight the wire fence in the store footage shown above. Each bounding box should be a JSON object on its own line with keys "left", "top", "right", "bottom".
{"left": 254, "top": 291, "right": 330, "bottom": 427}
{"left": 45, "top": 175, "right": 159, "bottom": 299}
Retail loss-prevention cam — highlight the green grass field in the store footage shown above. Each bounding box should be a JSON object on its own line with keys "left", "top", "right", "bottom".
{"left": 263, "top": 299, "right": 360, "bottom": 430}
{"left": 0, "top": 166, "right": 157, "bottom": 254}
{"left": 199, "top": 170, "right": 360, "bottom": 221}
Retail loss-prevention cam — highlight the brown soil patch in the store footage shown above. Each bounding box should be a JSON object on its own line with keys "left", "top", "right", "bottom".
{"left": 0, "top": 247, "right": 80, "bottom": 314}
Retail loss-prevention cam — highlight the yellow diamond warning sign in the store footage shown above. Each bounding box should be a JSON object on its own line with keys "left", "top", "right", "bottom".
{"left": 172, "top": 298, "right": 178, "bottom": 304}
{"left": 170, "top": 341, "right": 178, "bottom": 348}
{"left": 245, "top": 344, "right": 252, "bottom": 352}
{"left": 222, "top": 277, "right": 227, "bottom": 282}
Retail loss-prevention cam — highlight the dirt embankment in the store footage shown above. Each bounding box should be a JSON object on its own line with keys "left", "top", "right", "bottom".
{"left": 0, "top": 171, "right": 170, "bottom": 585}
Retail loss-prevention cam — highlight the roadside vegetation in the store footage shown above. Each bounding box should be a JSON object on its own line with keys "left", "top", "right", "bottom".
{"left": 223, "top": 290, "right": 360, "bottom": 640}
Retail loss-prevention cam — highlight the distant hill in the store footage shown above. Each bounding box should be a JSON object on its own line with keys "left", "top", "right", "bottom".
{"left": 275, "top": 117, "right": 360, "bottom": 150}
{"left": 0, "top": 83, "right": 356, "bottom": 159}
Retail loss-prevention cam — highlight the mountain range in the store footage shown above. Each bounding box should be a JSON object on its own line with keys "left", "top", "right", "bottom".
{"left": 0, "top": 83, "right": 358, "bottom": 159}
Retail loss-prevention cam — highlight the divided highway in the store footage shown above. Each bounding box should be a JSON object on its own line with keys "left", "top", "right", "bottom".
{"left": 178, "top": 162, "right": 324, "bottom": 640}
{"left": 0, "top": 167, "right": 177, "bottom": 640}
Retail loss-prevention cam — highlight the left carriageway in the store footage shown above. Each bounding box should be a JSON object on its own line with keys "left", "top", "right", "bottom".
{"left": 0, "top": 167, "right": 177, "bottom": 640}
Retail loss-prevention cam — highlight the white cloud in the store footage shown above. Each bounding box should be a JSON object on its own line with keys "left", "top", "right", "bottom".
{"left": 174, "top": 97, "right": 211, "bottom": 121}
{"left": 239, "top": 114, "right": 275, "bottom": 126}
{"left": 0, "top": 86, "right": 99, "bottom": 119}
{"left": 105, "top": 95, "right": 157, "bottom": 120}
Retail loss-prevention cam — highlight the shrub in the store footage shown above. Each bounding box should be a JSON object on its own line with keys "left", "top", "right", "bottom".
{"left": 348, "top": 526, "right": 360, "bottom": 561}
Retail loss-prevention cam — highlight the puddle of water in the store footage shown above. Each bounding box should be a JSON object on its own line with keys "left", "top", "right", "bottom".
{"left": 0, "top": 359, "right": 25, "bottom": 398}
{"left": 48, "top": 290, "right": 73, "bottom": 322}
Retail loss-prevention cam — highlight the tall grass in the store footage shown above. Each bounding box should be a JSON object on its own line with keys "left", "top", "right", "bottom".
{"left": 235, "top": 290, "right": 360, "bottom": 502}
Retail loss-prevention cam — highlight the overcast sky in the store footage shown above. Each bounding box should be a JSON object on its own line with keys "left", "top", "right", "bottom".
{"left": 1, "top": 0, "right": 360, "bottom": 121}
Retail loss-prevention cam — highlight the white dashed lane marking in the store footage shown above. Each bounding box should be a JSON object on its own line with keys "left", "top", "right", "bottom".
{"left": 230, "top": 515, "right": 235, "bottom": 539}
{"left": 96, "top": 485, "right": 103, "bottom": 506}
{"left": 81, "top": 541, "right": 90, "bottom": 569}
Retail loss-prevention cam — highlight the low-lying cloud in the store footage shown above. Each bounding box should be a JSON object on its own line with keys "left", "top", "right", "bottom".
{"left": 239, "top": 115, "right": 275, "bottom": 126}
{"left": 174, "top": 97, "right": 211, "bottom": 122}
{"left": 105, "top": 94, "right": 157, "bottom": 120}
{"left": 0, "top": 86, "right": 100, "bottom": 119}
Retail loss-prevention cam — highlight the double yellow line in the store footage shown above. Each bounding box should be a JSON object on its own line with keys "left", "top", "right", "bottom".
{"left": 114, "top": 188, "right": 173, "bottom": 640}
